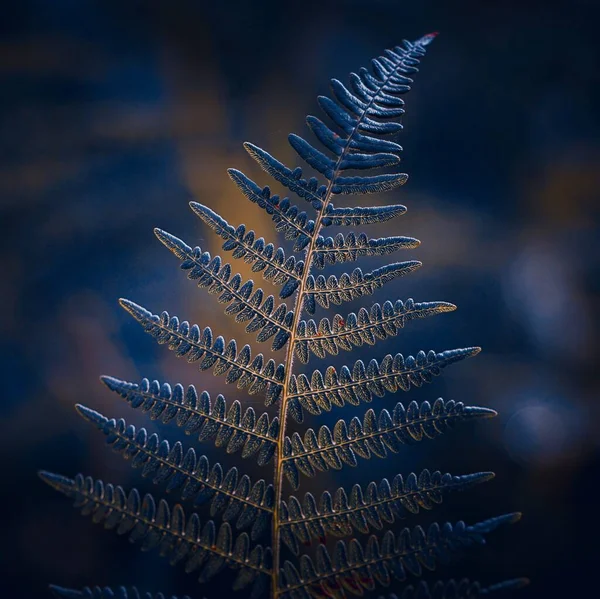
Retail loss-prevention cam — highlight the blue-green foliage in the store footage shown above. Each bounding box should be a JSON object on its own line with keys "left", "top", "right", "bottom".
{"left": 40, "top": 32, "right": 525, "bottom": 599}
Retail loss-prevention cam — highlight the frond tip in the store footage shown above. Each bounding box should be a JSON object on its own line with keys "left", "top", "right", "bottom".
{"left": 39, "top": 471, "right": 272, "bottom": 598}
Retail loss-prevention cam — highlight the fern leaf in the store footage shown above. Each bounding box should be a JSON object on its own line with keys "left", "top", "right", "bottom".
{"left": 279, "top": 470, "right": 494, "bottom": 553}
{"left": 119, "top": 299, "right": 285, "bottom": 405}
{"left": 376, "top": 578, "right": 530, "bottom": 599}
{"left": 39, "top": 472, "right": 272, "bottom": 597}
{"left": 303, "top": 261, "right": 421, "bottom": 314}
{"left": 243, "top": 142, "right": 327, "bottom": 209}
{"left": 281, "top": 400, "right": 496, "bottom": 488}
{"left": 190, "top": 202, "right": 303, "bottom": 298}
{"left": 100, "top": 376, "right": 278, "bottom": 465}
{"left": 312, "top": 233, "right": 419, "bottom": 269}
{"left": 155, "top": 229, "right": 292, "bottom": 350}
{"left": 331, "top": 173, "right": 409, "bottom": 195}
{"left": 228, "top": 169, "right": 316, "bottom": 251}
{"left": 49, "top": 585, "right": 194, "bottom": 599}
{"left": 41, "top": 32, "right": 524, "bottom": 599}
{"left": 321, "top": 204, "right": 407, "bottom": 226}
{"left": 295, "top": 299, "right": 456, "bottom": 363}
{"left": 278, "top": 513, "right": 521, "bottom": 599}
{"left": 288, "top": 347, "right": 480, "bottom": 420}
{"left": 76, "top": 404, "right": 273, "bottom": 540}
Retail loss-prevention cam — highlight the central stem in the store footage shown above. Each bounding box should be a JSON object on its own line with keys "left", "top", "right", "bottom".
{"left": 270, "top": 177, "right": 337, "bottom": 598}
{"left": 269, "top": 48, "right": 414, "bottom": 599}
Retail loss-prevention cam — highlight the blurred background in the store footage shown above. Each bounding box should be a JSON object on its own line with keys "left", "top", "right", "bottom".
{"left": 1, "top": 0, "right": 599, "bottom": 597}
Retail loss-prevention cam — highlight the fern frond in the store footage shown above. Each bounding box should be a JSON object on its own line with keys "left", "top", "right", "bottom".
{"left": 49, "top": 585, "right": 194, "bottom": 599}
{"left": 377, "top": 577, "right": 530, "bottom": 599}
{"left": 39, "top": 472, "right": 272, "bottom": 597}
{"left": 119, "top": 300, "right": 285, "bottom": 405}
{"left": 243, "top": 142, "right": 327, "bottom": 209}
{"left": 155, "top": 229, "right": 292, "bottom": 350}
{"left": 322, "top": 204, "right": 407, "bottom": 227}
{"left": 100, "top": 376, "right": 278, "bottom": 465}
{"left": 281, "top": 400, "right": 495, "bottom": 488}
{"left": 76, "top": 405, "right": 273, "bottom": 540}
{"left": 287, "top": 347, "right": 480, "bottom": 420}
{"left": 279, "top": 470, "right": 494, "bottom": 553}
{"left": 295, "top": 299, "right": 456, "bottom": 363}
{"left": 303, "top": 262, "right": 421, "bottom": 314}
{"left": 228, "top": 169, "right": 316, "bottom": 251}
{"left": 41, "top": 31, "right": 524, "bottom": 599}
{"left": 312, "top": 233, "right": 419, "bottom": 269}
{"left": 190, "top": 202, "right": 303, "bottom": 298}
{"left": 278, "top": 513, "right": 521, "bottom": 599}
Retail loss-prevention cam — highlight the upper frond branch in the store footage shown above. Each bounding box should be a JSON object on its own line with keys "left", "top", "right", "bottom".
{"left": 281, "top": 399, "right": 495, "bottom": 488}
{"left": 278, "top": 512, "right": 521, "bottom": 599}
{"left": 243, "top": 142, "right": 327, "bottom": 209}
{"left": 49, "top": 585, "right": 195, "bottom": 599}
{"left": 303, "top": 262, "right": 421, "bottom": 314}
{"left": 39, "top": 472, "right": 272, "bottom": 597}
{"left": 100, "top": 376, "right": 278, "bottom": 466}
{"left": 228, "top": 169, "right": 316, "bottom": 252}
{"left": 279, "top": 470, "right": 494, "bottom": 554}
{"left": 287, "top": 347, "right": 480, "bottom": 421}
{"left": 281, "top": 32, "right": 435, "bottom": 199}
{"left": 321, "top": 204, "right": 407, "bottom": 227}
{"left": 190, "top": 202, "right": 303, "bottom": 298}
{"left": 295, "top": 299, "right": 456, "bottom": 363}
{"left": 76, "top": 404, "right": 273, "bottom": 540}
{"left": 119, "top": 300, "right": 284, "bottom": 405}
{"left": 155, "top": 229, "right": 292, "bottom": 351}
{"left": 312, "top": 232, "right": 419, "bottom": 269}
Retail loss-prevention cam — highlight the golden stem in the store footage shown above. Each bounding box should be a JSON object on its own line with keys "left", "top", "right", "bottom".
{"left": 269, "top": 49, "right": 413, "bottom": 598}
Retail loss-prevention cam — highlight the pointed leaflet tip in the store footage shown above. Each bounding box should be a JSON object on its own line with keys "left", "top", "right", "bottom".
{"left": 466, "top": 471, "right": 496, "bottom": 485}
{"left": 100, "top": 374, "right": 125, "bottom": 392}
{"left": 420, "top": 32, "right": 439, "bottom": 45}
{"left": 49, "top": 585, "right": 82, "bottom": 599}
{"left": 471, "top": 512, "right": 523, "bottom": 534}
{"left": 74, "top": 403, "right": 108, "bottom": 427}
{"left": 440, "top": 302, "right": 457, "bottom": 313}
{"left": 154, "top": 227, "right": 192, "bottom": 259}
{"left": 118, "top": 298, "right": 150, "bottom": 322}
{"left": 487, "top": 578, "right": 530, "bottom": 592}
{"left": 38, "top": 471, "right": 75, "bottom": 494}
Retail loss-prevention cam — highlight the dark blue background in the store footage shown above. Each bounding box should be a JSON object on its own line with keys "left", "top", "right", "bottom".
{"left": 1, "top": 1, "right": 599, "bottom": 598}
